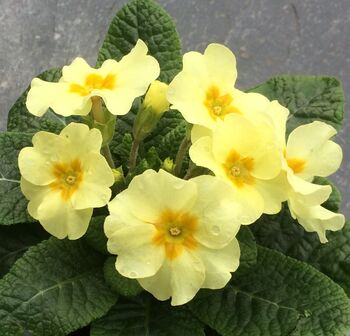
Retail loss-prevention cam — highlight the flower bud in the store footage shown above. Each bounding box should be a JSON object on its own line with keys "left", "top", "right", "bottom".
{"left": 143, "top": 80, "right": 170, "bottom": 115}
{"left": 133, "top": 81, "right": 170, "bottom": 141}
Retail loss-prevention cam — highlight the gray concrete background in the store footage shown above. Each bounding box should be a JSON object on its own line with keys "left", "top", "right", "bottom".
{"left": 0, "top": 0, "right": 349, "bottom": 217}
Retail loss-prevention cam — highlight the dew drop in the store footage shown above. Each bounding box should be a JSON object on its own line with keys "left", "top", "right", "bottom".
{"left": 211, "top": 225, "right": 221, "bottom": 235}
{"left": 129, "top": 271, "right": 138, "bottom": 278}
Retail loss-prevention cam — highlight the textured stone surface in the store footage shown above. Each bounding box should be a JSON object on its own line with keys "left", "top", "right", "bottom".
{"left": 0, "top": 0, "right": 349, "bottom": 217}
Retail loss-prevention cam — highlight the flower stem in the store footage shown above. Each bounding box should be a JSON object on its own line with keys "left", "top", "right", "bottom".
{"left": 183, "top": 161, "right": 196, "bottom": 180}
{"left": 128, "top": 138, "right": 140, "bottom": 174}
{"left": 174, "top": 124, "right": 192, "bottom": 177}
{"left": 91, "top": 96, "right": 115, "bottom": 168}
{"left": 101, "top": 145, "right": 115, "bottom": 169}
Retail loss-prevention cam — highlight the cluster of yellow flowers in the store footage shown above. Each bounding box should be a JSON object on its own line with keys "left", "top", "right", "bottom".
{"left": 19, "top": 40, "right": 344, "bottom": 306}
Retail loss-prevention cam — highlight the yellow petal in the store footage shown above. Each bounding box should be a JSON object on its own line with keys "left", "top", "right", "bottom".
{"left": 20, "top": 178, "right": 51, "bottom": 219}
{"left": 301, "top": 140, "right": 342, "bottom": 179}
{"left": 212, "top": 115, "right": 261, "bottom": 162}
{"left": 26, "top": 78, "right": 92, "bottom": 117}
{"left": 191, "top": 175, "right": 241, "bottom": 248}
{"left": 138, "top": 262, "right": 172, "bottom": 301}
{"left": 70, "top": 153, "right": 113, "bottom": 209}
{"left": 167, "top": 69, "right": 211, "bottom": 127}
{"left": 254, "top": 172, "right": 289, "bottom": 215}
{"left": 203, "top": 43, "right": 237, "bottom": 90}
{"left": 189, "top": 136, "right": 223, "bottom": 177}
{"left": 286, "top": 121, "right": 342, "bottom": 179}
{"left": 103, "top": 39, "right": 159, "bottom": 116}
{"left": 37, "top": 191, "right": 92, "bottom": 239}
{"left": 18, "top": 147, "right": 56, "bottom": 185}
{"left": 59, "top": 123, "right": 102, "bottom": 154}
{"left": 104, "top": 200, "right": 147, "bottom": 238}
{"left": 288, "top": 193, "right": 345, "bottom": 243}
{"left": 117, "top": 169, "right": 197, "bottom": 223}
{"left": 61, "top": 57, "right": 95, "bottom": 84}
{"left": 169, "top": 250, "right": 205, "bottom": 306}
{"left": 287, "top": 172, "right": 331, "bottom": 205}
{"left": 114, "top": 228, "right": 165, "bottom": 279}
{"left": 191, "top": 125, "right": 212, "bottom": 144}
{"left": 198, "top": 238, "right": 240, "bottom": 289}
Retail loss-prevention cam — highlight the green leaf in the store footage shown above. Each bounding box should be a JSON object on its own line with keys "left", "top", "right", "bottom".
{"left": 104, "top": 257, "right": 143, "bottom": 297}
{"left": 248, "top": 76, "right": 345, "bottom": 133}
{"left": 251, "top": 180, "right": 350, "bottom": 296}
{"left": 0, "top": 132, "right": 33, "bottom": 225}
{"left": 97, "top": 0, "right": 182, "bottom": 83}
{"left": 236, "top": 226, "right": 257, "bottom": 271}
{"left": 189, "top": 246, "right": 350, "bottom": 336}
{"left": 111, "top": 133, "right": 133, "bottom": 167}
{"left": 0, "top": 223, "right": 48, "bottom": 277}
{"left": 7, "top": 68, "right": 79, "bottom": 133}
{"left": 91, "top": 295, "right": 205, "bottom": 336}
{"left": 0, "top": 238, "right": 117, "bottom": 336}
{"left": 145, "top": 110, "right": 187, "bottom": 160}
{"left": 253, "top": 216, "right": 350, "bottom": 298}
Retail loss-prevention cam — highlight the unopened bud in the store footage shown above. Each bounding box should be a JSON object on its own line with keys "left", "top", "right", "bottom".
{"left": 143, "top": 80, "right": 170, "bottom": 115}
{"left": 133, "top": 81, "right": 170, "bottom": 141}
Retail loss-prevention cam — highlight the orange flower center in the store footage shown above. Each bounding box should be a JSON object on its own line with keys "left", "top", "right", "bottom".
{"left": 50, "top": 159, "right": 84, "bottom": 201}
{"left": 223, "top": 150, "right": 255, "bottom": 188}
{"left": 152, "top": 209, "right": 198, "bottom": 260}
{"left": 69, "top": 73, "right": 116, "bottom": 96}
{"left": 287, "top": 157, "right": 305, "bottom": 174}
{"left": 204, "top": 85, "right": 240, "bottom": 120}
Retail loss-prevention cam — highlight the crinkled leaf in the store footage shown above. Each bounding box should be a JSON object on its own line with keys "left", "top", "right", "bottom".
{"left": 97, "top": 0, "right": 182, "bottom": 83}
{"left": 248, "top": 75, "right": 345, "bottom": 133}
{"left": 0, "top": 238, "right": 117, "bottom": 336}
{"left": 7, "top": 68, "right": 80, "bottom": 133}
{"left": 145, "top": 110, "right": 187, "bottom": 160}
{"left": 236, "top": 226, "right": 257, "bottom": 271}
{"left": 0, "top": 132, "right": 33, "bottom": 225}
{"left": 251, "top": 180, "right": 350, "bottom": 296}
{"left": 189, "top": 246, "right": 350, "bottom": 336}
{"left": 91, "top": 295, "right": 205, "bottom": 336}
{"left": 0, "top": 223, "right": 48, "bottom": 277}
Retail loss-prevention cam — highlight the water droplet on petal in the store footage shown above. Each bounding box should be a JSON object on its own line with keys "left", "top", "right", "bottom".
{"left": 173, "top": 182, "right": 184, "bottom": 190}
{"left": 129, "top": 271, "right": 138, "bottom": 278}
{"left": 211, "top": 225, "right": 221, "bottom": 235}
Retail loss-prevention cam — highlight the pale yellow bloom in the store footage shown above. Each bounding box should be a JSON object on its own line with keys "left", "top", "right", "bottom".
{"left": 283, "top": 121, "right": 344, "bottom": 242}
{"left": 18, "top": 123, "right": 114, "bottom": 239}
{"left": 190, "top": 113, "right": 287, "bottom": 218}
{"left": 105, "top": 169, "right": 243, "bottom": 306}
{"left": 167, "top": 43, "right": 244, "bottom": 129}
{"left": 288, "top": 191, "right": 344, "bottom": 243}
{"left": 26, "top": 40, "right": 160, "bottom": 117}
{"left": 143, "top": 80, "right": 169, "bottom": 115}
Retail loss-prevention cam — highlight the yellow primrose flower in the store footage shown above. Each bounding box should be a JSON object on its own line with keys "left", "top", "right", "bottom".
{"left": 283, "top": 121, "right": 344, "bottom": 241}
{"left": 288, "top": 191, "right": 345, "bottom": 243}
{"left": 26, "top": 40, "right": 160, "bottom": 117}
{"left": 104, "top": 169, "right": 243, "bottom": 306}
{"left": 18, "top": 123, "right": 114, "bottom": 239}
{"left": 167, "top": 43, "right": 243, "bottom": 129}
{"left": 190, "top": 113, "right": 286, "bottom": 218}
